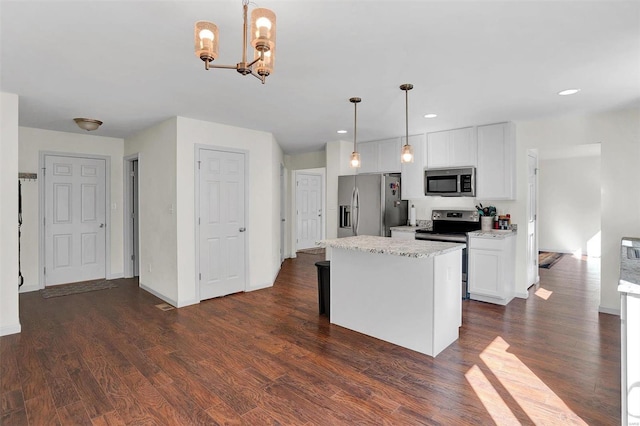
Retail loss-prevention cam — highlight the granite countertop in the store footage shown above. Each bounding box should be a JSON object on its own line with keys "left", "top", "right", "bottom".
{"left": 318, "top": 235, "right": 464, "bottom": 258}
{"left": 468, "top": 230, "right": 517, "bottom": 239}
{"left": 390, "top": 225, "right": 426, "bottom": 232}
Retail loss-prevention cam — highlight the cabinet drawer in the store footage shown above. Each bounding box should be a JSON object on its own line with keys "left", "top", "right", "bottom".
{"left": 468, "top": 237, "right": 505, "bottom": 251}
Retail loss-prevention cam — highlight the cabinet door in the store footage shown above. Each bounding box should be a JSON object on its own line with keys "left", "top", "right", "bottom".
{"left": 357, "top": 141, "right": 378, "bottom": 174}
{"left": 377, "top": 138, "right": 401, "bottom": 173}
{"left": 449, "top": 127, "right": 477, "bottom": 167}
{"left": 426, "top": 131, "right": 450, "bottom": 169}
{"left": 468, "top": 248, "right": 503, "bottom": 297}
{"left": 391, "top": 230, "right": 415, "bottom": 240}
{"left": 400, "top": 134, "right": 426, "bottom": 199}
{"left": 476, "top": 122, "right": 516, "bottom": 200}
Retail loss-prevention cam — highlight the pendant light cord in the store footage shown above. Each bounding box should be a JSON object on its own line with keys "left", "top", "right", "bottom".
{"left": 404, "top": 87, "right": 409, "bottom": 146}
{"left": 354, "top": 101, "right": 358, "bottom": 152}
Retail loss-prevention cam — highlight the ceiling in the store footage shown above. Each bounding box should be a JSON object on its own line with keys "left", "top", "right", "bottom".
{"left": 1, "top": 1, "right": 639, "bottom": 154}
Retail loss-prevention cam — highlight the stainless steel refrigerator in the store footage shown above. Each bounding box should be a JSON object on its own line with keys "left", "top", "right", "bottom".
{"left": 338, "top": 173, "right": 408, "bottom": 238}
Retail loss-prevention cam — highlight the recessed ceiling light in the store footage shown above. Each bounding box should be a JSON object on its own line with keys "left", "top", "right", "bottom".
{"left": 337, "top": 130, "right": 347, "bottom": 134}
{"left": 424, "top": 113, "right": 437, "bottom": 119}
{"left": 558, "top": 88, "right": 581, "bottom": 96}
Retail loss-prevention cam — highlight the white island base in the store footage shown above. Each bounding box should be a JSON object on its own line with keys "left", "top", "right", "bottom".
{"left": 326, "top": 238, "right": 463, "bottom": 357}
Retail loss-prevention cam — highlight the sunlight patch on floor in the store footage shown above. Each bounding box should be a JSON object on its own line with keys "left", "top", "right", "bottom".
{"left": 465, "top": 365, "right": 520, "bottom": 424}
{"left": 465, "top": 336, "right": 587, "bottom": 425}
{"left": 534, "top": 287, "right": 553, "bottom": 300}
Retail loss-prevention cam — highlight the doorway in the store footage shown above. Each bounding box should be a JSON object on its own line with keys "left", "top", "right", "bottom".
{"left": 294, "top": 170, "right": 325, "bottom": 251}
{"left": 124, "top": 154, "right": 139, "bottom": 278}
{"left": 526, "top": 150, "right": 539, "bottom": 287}
{"left": 196, "top": 147, "right": 248, "bottom": 300}
{"left": 40, "top": 153, "right": 110, "bottom": 287}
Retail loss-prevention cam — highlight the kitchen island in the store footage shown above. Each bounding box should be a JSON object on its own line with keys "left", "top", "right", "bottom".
{"left": 318, "top": 235, "right": 464, "bottom": 357}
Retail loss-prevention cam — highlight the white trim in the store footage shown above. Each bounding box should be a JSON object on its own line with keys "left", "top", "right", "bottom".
{"left": 139, "top": 282, "right": 178, "bottom": 307}
{"left": 19, "top": 284, "right": 40, "bottom": 294}
{"left": 0, "top": 324, "right": 21, "bottom": 337}
{"left": 194, "top": 144, "right": 250, "bottom": 302}
{"left": 107, "top": 272, "right": 124, "bottom": 280}
{"left": 123, "top": 153, "right": 139, "bottom": 278}
{"left": 515, "top": 291, "right": 529, "bottom": 299}
{"left": 598, "top": 305, "right": 620, "bottom": 316}
{"left": 39, "top": 151, "right": 111, "bottom": 289}
{"left": 292, "top": 168, "right": 326, "bottom": 253}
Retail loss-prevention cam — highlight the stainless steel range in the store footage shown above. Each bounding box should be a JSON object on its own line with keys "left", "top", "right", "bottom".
{"left": 415, "top": 209, "right": 481, "bottom": 298}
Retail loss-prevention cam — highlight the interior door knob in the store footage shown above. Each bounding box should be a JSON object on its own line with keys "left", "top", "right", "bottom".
{"left": 239, "top": 227, "right": 246, "bottom": 232}
{"left": 99, "top": 223, "right": 105, "bottom": 228}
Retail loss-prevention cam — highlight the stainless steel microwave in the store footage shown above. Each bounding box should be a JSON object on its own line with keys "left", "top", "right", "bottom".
{"left": 425, "top": 167, "right": 475, "bottom": 197}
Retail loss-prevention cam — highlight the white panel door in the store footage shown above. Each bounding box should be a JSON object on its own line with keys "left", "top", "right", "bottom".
{"left": 199, "top": 149, "right": 246, "bottom": 300}
{"left": 527, "top": 153, "right": 539, "bottom": 286}
{"left": 296, "top": 173, "right": 322, "bottom": 250}
{"left": 45, "top": 155, "right": 106, "bottom": 286}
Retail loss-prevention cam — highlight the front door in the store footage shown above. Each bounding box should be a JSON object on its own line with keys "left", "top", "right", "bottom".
{"left": 296, "top": 172, "right": 322, "bottom": 250}
{"left": 198, "top": 149, "right": 246, "bottom": 300}
{"left": 527, "top": 152, "right": 539, "bottom": 287}
{"left": 44, "top": 155, "right": 106, "bottom": 286}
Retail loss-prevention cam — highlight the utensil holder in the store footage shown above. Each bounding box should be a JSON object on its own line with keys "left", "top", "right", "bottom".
{"left": 481, "top": 216, "right": 493, "bottom": 231}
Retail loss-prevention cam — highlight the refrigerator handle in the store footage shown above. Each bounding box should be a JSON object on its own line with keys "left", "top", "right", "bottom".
{"left": 354, "top": 187, "right": 360, "bottom": 235}
{"left": 351, "top": 187, "right": 356, "bottom": 234}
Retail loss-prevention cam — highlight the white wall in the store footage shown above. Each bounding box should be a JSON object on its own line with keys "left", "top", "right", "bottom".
{"left": 538, "top": 151, "right": 601, "bottom": 255}
{"left": 284, "top": 150, "right": 326, "bottom": 170}
{"left": 175, "top": 117, "right": 283, "bottom": 307}
{"left": 0, "top": 92, "right": 21, "bottom": 336}
{"left": 17, "top": 127, "right": 125, "bottom": 292}
{"left": 124, "top": 118, "right": 179, "bottom": 305}
{"left": 512, "top": 107, "right": 640, "bottom": 313}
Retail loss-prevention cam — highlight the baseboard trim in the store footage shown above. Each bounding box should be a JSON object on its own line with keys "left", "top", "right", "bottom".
{"left": 0, "top": 323, "right": 22, "bottom": 336}
{"left": 515, "top": 291, "right": 529, "bottom": 299}
{"left": 107, "top": 272, "right": 124, "bottom": 280}
{"left": 247, "top": 282, "right": 273, "bottom": 292}
{"left": 176, "top": 299, "right": 199, "bottom": 308}
{"left": 139, "top": 283, "right": 178, "bottom": 307}
{"left": 19, "top": 284, "right": 40, "bottom": 294}
{"left": 598, "top": 305, "right": 620, "bottom": 316}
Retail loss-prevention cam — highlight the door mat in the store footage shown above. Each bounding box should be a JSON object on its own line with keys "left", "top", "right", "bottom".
{"left": 297, "top": 247, "right": 325, "bottom": 255}
{"left": 41, "top": 280, "right": 118, "bottom": 298}
{"left": 539, "top": 252, "right": 564, "bottom": 269}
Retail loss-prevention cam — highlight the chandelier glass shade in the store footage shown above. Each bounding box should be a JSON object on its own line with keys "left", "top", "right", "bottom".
{"left": 194, "top": 1, "right": 276, "bottom": 84}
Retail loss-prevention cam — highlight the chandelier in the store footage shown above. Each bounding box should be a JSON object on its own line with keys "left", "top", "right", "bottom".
{"left": 194, "top": 0, "right": 276, "bottom": 84}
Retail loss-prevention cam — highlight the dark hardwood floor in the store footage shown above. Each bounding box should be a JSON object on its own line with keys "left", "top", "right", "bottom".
{"left": 1, "top": 253, "right": 619, "bottom": 425}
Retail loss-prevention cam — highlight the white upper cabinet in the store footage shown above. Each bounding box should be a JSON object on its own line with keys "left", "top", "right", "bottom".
{"left": 377, "top": 138, "right": 402, "bottom": 173}
{"left": 358, "top": 141, "right": 379, "bottom": 174}
{"left": 476, "top": 122, "right": 516, "bottom": 200}
{"left": 357, "top": 138, "right": 401, "bottom": 174}
{"left": 426, "top": 127, "right": 476, "bottom": 169}
{"left": 400, "top": 134, "right": 426, "bottom": 200}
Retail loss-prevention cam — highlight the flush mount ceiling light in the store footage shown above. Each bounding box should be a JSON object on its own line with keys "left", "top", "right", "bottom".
{"left": 337, "top": 130, "right": 347, "bottom": 134}
{"left": 400, "top": 84, "right": 414, "bottom": 163}
{"left": 194, "top": 0, "right": 276, "bottom": 84}
{"left": 558, "top": 88, "right": 581, "bottom": 96}
{"left": 349, "top": 97, "right": 362, "bottom": 168}
{"left": 73, "top": 118, "right": 102, "bottom": 131}
{"left": 424, "top": 113, "right": 438, "bottom": 119}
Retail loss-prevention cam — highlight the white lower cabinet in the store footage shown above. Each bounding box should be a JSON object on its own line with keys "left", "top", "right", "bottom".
{"left": 468, "top": 233, "right": 516, "bottom": 305}
{"left": 391, "top": 229, "right": 415, "bottom": 240}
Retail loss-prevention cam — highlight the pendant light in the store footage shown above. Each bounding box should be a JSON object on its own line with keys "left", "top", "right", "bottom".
{"left": 349, "top": 97, "right": 362, "bottom": 168}
{"left": 400, "top": 84, "right": 414, "bottom": 163}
